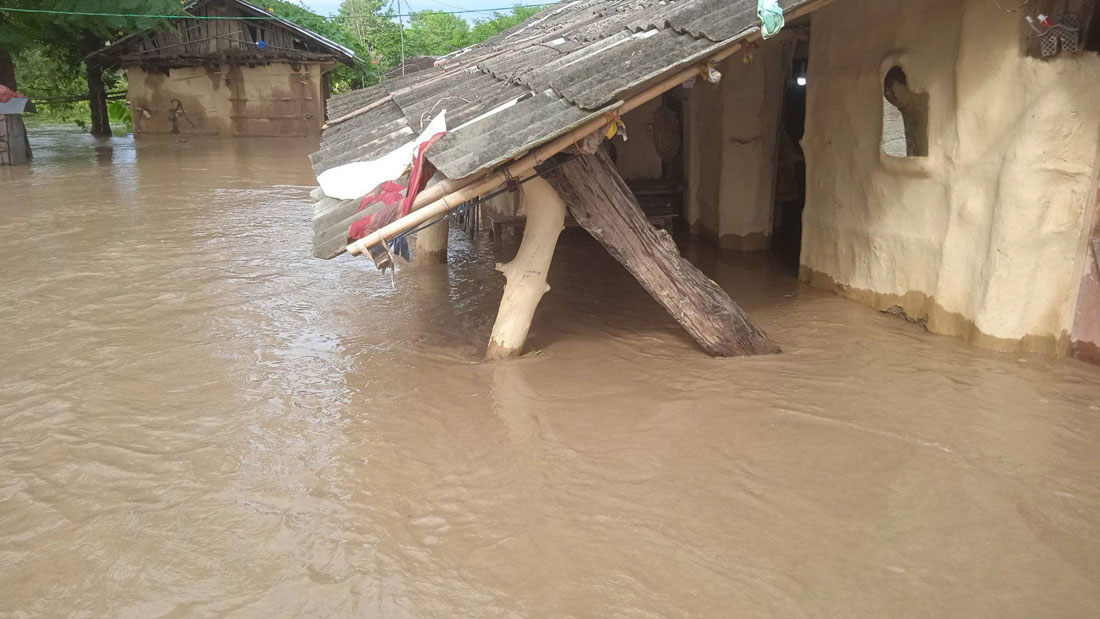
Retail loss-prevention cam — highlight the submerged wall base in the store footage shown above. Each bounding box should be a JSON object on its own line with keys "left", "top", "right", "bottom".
{"left": 800, "top": 266, "right": 1069, "bottom": 356}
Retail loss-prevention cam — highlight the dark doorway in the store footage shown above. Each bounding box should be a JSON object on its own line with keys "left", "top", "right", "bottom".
{"left": 771, "top": 48, "right": 809, "bottom": 270}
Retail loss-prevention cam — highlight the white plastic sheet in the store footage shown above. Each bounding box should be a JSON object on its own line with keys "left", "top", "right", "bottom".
{"left": 316, "top": 111, "right": 447, "bottom": 201}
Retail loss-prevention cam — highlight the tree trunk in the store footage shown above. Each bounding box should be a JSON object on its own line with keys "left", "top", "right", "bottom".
{"left": 485, "top": 177, "right": 567, "bottom": 360}
{"left": 0, "top": 49, "right": 16, "bottom": 90}
{"left": 542, "top": 149, "right": 781, "bottom": 357}
{"left": 83, "top": 35, "right": 111, "bottom": 138}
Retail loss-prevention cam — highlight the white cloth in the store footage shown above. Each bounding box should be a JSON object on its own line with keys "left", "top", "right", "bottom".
{"left": 317, "top": 112, "right": 447, "bottom": 201}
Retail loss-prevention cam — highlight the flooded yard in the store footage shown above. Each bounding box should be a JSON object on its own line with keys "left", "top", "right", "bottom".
{"left": 2, "top": 129, "right": 1100, "bottom": 617}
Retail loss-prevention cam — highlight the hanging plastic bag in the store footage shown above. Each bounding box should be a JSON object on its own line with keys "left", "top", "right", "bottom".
{"left": 758, "top": 0, "right": 785, "bottom": 39}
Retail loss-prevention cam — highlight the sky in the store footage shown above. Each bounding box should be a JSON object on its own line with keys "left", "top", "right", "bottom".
{"left": 299, "top": 0, "right": 548, "bottom": 21}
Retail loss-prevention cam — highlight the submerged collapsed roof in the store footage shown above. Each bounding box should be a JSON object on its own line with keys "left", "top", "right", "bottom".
{"left": 310, "top": 0, "right": 815, "bottom": 258}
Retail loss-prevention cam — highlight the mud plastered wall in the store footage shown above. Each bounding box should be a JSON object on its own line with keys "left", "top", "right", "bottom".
{"left": 127, "top": 63, "right": 325, "bottom": 137}
{"left": 685, "top": 40, "right": 789, "bottom": 250}
{"left": 800, "top": 0, "right": 1100, "bottom": 355}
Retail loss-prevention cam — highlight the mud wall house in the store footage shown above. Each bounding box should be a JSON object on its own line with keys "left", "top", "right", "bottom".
{"left": 797, "top": 0, "right": 1100, "bottom": 361}
{"left": 306, "top": 0, "right": 1100, "bottom": 364}
{"left": 89, "top": 0, "right": 357, "bottom": 138}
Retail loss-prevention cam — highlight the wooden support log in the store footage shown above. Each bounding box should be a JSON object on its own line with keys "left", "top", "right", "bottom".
{"left": 485, "top": 177, "right": 566, "bottom": 360}
{"left": 542, "top": 150, "right": 781, "bottom": 357}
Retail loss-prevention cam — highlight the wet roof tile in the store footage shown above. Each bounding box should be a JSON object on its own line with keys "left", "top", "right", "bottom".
{"left": 427, "top": 92, "right": 608, "bottom": 179}
{"left": 311, "top": 99, "right": 410, "bottom": 174}
{"left": 326, "top": 84, "right": 388, "bottom": 120}
{"left": 392, "top": 71, "right": 528, "bottom": 134}
{"left": 624, "top": 0, "right": 753, "bottom": 40}
{"left": 537, "top": 28, "right": 721, "bottom": 109}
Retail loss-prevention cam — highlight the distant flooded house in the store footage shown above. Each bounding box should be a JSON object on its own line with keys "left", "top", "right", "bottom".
{"left": 90, "top": 0, "right": 357, "bottom": 138}
{"left": 306, "top": 0, "right": 1100, "bottom": 365}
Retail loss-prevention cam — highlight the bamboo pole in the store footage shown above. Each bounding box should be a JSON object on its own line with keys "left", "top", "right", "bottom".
{"left": 347, "top": 0, "right": 834, "bottom": 258}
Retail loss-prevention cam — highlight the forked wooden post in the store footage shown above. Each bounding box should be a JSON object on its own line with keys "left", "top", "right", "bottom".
{"left": 542, "top": 149, "right": 781, "bottom": 357}
{"left": 485, "top": 178, "right": 567, "bottom": 360}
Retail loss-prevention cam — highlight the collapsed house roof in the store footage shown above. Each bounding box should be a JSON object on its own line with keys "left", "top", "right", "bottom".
{"left": 89, "top": 0, "right": 357, "bottom": 68}
{"left": 310, "top": 0, "right": 817, "bottom": 258}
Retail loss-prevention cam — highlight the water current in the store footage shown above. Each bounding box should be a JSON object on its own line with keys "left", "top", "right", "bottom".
{"left": 2, "top": 128, "right": 1099, "bottom": 617}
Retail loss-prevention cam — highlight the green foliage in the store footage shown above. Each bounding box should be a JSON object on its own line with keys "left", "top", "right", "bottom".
{"left": 12, "top": 45, "right": 85, "bottom": 100}
{"left": 12, "top": 44, "right": 89, "bottom": 125}
{"left": 107, "top": 99, "right": 132, "bottom": 126}
{"left": 468, "top": 6, "right": 543, "bottom": 42}
{"left": 385, "top": 6, "right": 546, "bottom": 58}
{"left": 0, "top": 0, "right": 185, "bottom": 57}
{"left": 262, "top": 0, "right": 376, "bottom": 91}
{"left": 334, "top": 1, "right": 549, "bottom": 82}
{"left": 264, "top": 0, "right": 357, "bottom": 49}
{"left": 336, "top": 0, "right": 400, "bottom": 87}
{"left": 405, "top": 11, "right": 470, "bottom": 56}
{"left": 1, "top": 1, "right": 180, "bottom": 132}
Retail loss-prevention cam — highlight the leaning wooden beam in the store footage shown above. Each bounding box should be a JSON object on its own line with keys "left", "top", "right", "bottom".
{"left": 542, "top": 150, "right": 781, "bottom": 357}
{"left": 485, "top": 178, "right": 566, "bottom": 360}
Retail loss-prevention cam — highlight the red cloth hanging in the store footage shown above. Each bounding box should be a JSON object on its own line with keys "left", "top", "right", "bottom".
{"left": 348, "top": 132, "right": 447, "bottom": 241}
{"left": 347, "top": 181, "right": 406, "bottom": 241}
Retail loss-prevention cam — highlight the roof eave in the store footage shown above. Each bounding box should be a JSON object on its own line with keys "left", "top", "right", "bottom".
{"left": 208, "top": 0, "right": 358, "bottom": 64}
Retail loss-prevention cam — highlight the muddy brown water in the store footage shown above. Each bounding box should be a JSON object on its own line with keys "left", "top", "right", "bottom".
{"left": 2, "top": 128, "right": 1100, "bottom": 618}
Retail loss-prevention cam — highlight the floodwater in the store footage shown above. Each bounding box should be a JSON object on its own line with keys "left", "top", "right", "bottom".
{"left": 2, "top": 128, "right": 1100, "bottom": 618}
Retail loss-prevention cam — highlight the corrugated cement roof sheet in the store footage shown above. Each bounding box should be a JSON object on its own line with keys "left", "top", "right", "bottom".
{"left": 309, "top": 99, "right": 410, "bottom": 173}
{"left": 326, "top": 84, "right": 388, "bottom": 120}
{"left": 428, "top": 92, "right": 607, "bottom": 180}
{"left": 627, "top": 0, "right": 810, "bottom": 40}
